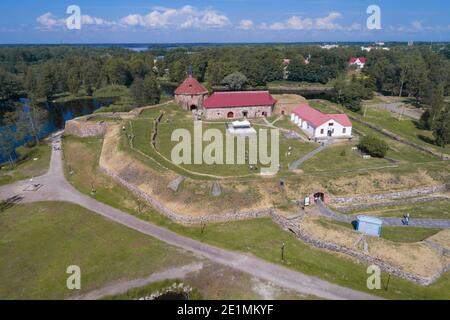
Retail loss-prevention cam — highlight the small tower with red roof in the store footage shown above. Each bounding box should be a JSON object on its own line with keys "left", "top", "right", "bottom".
{"left": 174, "top": 75, "right": 209, "bottom": 111}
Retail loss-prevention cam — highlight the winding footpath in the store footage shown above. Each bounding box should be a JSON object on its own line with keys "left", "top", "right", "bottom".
{"left": 315, "top": 200, "right": 450, "bottom": 229}
{"left": 0, "top": 132, "right": 379, "bottom": 300}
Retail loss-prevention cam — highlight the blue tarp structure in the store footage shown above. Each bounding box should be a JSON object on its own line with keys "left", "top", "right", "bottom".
{"left": 356, "top": 216, "right": 383, "bottom": 237}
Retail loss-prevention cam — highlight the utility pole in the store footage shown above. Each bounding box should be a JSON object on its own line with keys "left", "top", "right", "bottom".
{"left": 384, "top": 273, "right": 391, "bottom": 291}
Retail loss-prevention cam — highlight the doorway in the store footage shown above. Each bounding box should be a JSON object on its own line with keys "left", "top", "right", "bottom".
{"left": 314, "top": 192, "right": 325, "bottom": 202}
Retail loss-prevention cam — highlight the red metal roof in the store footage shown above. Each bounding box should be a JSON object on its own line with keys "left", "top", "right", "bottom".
{"left": 174, "top": 75, "right": 208, "bottom": 95}
{"left": 349, "top": 57, "right": 367, "bottom": 64}
{"left": 203, "top": 91, "right": 277, "bottom": 109}
{"left": 292, "top": 104, "right": 352, "bottom": 128}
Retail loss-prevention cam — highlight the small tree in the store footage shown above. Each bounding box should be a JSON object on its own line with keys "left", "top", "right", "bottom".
{"left": 433, "top": 106, "right": 450, "bottom": 147}
{"left": 222, "top": 72, "right": 247, "bottom": 91}
{"left": 358, "top": 135, "right": 389, "bottom": 158}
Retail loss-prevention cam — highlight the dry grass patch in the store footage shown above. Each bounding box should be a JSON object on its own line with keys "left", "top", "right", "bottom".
{"left": 273, "top": 94, "right": 307, "bottom": 115}
{"left": 427, "top": 230, "right": 450, "bottom": 250}
{"left": 299, "top": 216, "right": 447, "bottom": 278}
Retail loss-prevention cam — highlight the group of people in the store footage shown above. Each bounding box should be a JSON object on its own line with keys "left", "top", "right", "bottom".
{"left": 402, "top": 213, "right": 411, "bottom": 225}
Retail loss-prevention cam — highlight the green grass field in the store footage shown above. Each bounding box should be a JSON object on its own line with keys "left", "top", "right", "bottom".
{"left": 380, "top": 227, "right": 442, "bottom": 243}
{"left": 62, "top": 136, "right": 450, "bottom": 299}
{"left": 301, "top": 143, "right": 392, "bottom": 172}
{"left": 0, "top": 144, "right": 51, "bottom": 186}
{"left": 130, "top": 103, "right": 318, "bottom": 177}
{"left": 345, "top": 200, "right": 450, "bottom": 220}
{"left": 324, "top": 219, "right": 441, "bottom": 243}
{"left": 0, "top": 202, "right": 194, "bottom": 300}
{"left": 361, "top": 108, "right": 450, "bottom": 155}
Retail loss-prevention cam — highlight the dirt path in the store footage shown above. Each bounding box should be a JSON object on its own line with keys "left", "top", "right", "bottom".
{"left": 364, "top": 102, "right": 423, "bottom": 120}
{"left": 0, "top": 133, "right": 380, "bottom": 300}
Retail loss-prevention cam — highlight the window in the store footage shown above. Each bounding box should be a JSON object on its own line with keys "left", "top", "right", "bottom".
{"left": 320, "top": 129, "right": 324, "bottom": 134}
{"left": 343, "top": 128, "right": 347, "bottom": 134}
{"left": 329, "top": 123, "right": 334, "bottom": 126}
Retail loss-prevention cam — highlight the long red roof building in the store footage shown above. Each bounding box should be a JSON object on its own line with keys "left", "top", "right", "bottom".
{"left": 203, "top": 91, "right": 277, "bottom": 109}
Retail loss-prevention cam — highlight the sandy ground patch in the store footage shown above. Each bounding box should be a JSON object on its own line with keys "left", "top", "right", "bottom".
{"left": 427, "top": 230, "right": 450, "bottom": 250}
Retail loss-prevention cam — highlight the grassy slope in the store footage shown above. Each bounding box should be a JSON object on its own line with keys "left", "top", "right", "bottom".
{"left": 0, "top": 144, "right": 51, "bottom": 186}
{"left": 0, "top": 202, "right": 194, "bottom": 300}
{"left": 61, "top": 135, "right": 450, "bottom": 300}
{"left": 325, "top": 219, "right": 441, "bottom": 243}
{"left": 344, "top": 200, "right": 450, "bottom": 220}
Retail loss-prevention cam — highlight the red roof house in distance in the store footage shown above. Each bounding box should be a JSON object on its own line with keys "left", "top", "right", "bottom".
{"left": 174, "top": 75, "right": 209, "bottom": 111}
{"left": 349, "top": 57, "right": 367, "bottom": 70}
{"left": 203, "top": 91, "right": 277, "bottom": 120}
{"left": 291, "top": 104, "right": 352, "bottom": 139}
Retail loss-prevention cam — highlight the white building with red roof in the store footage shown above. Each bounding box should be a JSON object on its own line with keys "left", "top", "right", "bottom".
{"left": 174, "top": 75, "right": 209, "bottom": 111}
{"left": 291, "top": 104, "right": 352, "bottom": 139}
{"left": 349, "top": 57, "right": 367, "bottom": 70}
{"left": 202, "top": 91, "right": 277, "bottom": 120}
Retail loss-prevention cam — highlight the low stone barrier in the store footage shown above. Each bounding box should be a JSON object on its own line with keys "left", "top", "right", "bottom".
{"left": 64, "top": 119, "right": 109, "bottom": 137}
{"left": 331, "top": 184, "right": 449, "bottom": 205}
{"left": 99, "top": 165, "right": 272, "bottom": 225}
{"left": 270, "top": 213, "right": 450, "bottom": 286}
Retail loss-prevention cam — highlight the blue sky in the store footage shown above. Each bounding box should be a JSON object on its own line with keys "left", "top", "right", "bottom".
{"left": 0, "top": 0, "right": 449, "bottom": 43}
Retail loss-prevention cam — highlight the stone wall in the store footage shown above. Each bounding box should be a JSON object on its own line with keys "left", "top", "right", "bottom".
{"left": 99, "top": 165, "right": 273, "bottom": 225}
{"left": 64, "top": 119, "right": 108, "bottom": 137}
{"left": 331, "top": 184, "right": 449, "bottom": 205}
{"left": 204, "top": 105, "right": 273, "bottom": 120}
{"left": 270, "top": 212, "right": 450, "bottom": 286}
{"left": 175, "top": 93, "right": 208, "bottom": 111}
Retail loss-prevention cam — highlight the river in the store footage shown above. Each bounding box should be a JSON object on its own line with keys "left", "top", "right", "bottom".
{"left": 0, "top": 97, "right": 113, "bottom": 164}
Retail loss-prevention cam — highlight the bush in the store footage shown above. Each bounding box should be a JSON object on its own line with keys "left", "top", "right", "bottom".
{"left": 358, "top": 135, "right": 389, "bottom": 158}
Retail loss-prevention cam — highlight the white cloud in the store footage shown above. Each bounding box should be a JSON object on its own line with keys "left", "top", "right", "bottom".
{"left": 36, "top": 5, "right": 231, "bottom": 31}
{"left": 389, "top": 21, "right": 429, "bottom": 33}
{"left": 119, "top": 5, "right": 230, "bottom": 29}
{"left": 411, "top": 20, "right": 423, "bottom": 31}
{"left": 262, "top": 12, "right": 344, "bottom": 31}
{"left": 238, "top": 19, "right": 254, "bottom": 30}
{"left": 37, "top": 12, "right": 114, "bottom": 30}
{"left": 36, "top": 12, "right": 65, "bottom": 29}
{"left": 81, "top": 15, "right": 114, "bottom": 27}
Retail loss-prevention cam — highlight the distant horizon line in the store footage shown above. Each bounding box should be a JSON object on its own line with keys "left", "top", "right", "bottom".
{"left": 0, "top": 40, "right": 448, "bottom": 46}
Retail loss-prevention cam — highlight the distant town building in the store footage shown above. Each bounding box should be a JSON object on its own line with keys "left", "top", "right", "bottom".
{"left": 290, "top": 104, "right": 352, "bottom": 139}
{"left": 320, "top": 44, "right": 339, "bottom": 50}
{"left": 174, "top": 75, "right": 209, "bottom": 111}
{"left": 349, "top": 57, "right": 367, "bottom": 70}
{"left": 361, "top": 46, "right": 390, "bottom": 52}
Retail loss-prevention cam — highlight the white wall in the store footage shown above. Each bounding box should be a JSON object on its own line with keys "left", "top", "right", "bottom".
{"left": 314, "top": 120, "right": 351, "bottom": 138}
{"left": 290, "top": 113, "right": 352, "bottom": 138}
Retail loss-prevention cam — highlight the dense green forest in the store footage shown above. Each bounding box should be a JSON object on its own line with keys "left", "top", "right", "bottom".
{"left": 0, "top": 43, "right": 450, "bottom": 162}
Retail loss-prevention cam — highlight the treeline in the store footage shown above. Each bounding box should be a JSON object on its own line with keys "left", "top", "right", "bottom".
{"left": 1, "top": 44, "right": 450, "bottom": 148}
{"left": 365, "top": 47, "right": 450, "bottom": 146}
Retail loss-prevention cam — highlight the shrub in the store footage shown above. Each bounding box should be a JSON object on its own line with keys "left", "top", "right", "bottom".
{"left": 358, "top": 135, "right": 389, "bottom": 158}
